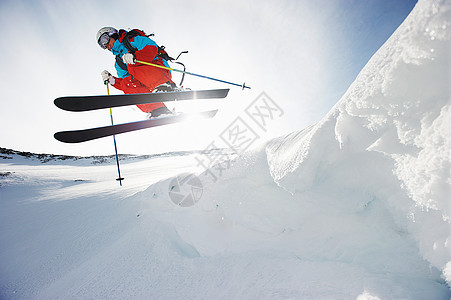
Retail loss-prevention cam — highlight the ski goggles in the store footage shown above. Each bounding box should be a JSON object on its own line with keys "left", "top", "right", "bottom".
{"left": 98, "top": 33, "right": 111, "bottom": 49}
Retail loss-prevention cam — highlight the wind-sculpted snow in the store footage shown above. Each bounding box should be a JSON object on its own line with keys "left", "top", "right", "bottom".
{"left": 266, "top": 0, "right": 451, "bottom": 282}
{"left": 268, "top": 0, "right": 450, "bottom": 290}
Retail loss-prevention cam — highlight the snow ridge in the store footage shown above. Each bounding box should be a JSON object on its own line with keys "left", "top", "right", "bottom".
{"left": 265, "top": 0, "right": 451, "bottom": 291}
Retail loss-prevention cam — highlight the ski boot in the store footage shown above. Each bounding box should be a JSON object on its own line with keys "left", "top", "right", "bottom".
{"left": 153, "top": 81, "right": 178, "bottom": 93}
{"left": 146, "top": 106, "right": 174, "bottom": 119}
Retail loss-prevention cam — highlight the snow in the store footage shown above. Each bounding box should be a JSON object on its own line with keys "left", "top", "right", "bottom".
{"left": 1, "top": 0, "right": 450, "bottom": 299}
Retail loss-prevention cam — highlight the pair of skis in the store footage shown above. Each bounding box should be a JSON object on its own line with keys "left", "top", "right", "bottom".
{"left": 54, "top": 89, "right": 229, "bottom": 143}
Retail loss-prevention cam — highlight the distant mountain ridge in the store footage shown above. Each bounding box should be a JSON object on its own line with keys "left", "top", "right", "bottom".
{"left": 0, "top": 147, "right": 232, "bottom": 164}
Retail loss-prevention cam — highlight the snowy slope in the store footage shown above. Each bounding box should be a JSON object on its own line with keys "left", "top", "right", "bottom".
{"left": 267, "top": 0, "right": 451, "bottom": 279}
{"left": 1, "top": 0, "right": 450, "bottom": 299}
{"left": 268, "top": 0, "right": 450, "bottom": 267}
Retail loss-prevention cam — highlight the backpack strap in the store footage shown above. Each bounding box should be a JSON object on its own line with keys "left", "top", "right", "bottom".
{"left": 157, "top": 45, "right": 175, "bottom": 61}
{"left": 115, "top": 54, "right": 128, "bottom": 71}
{"left": 121, "top": 29, "right": 175, "bottom": 61}
{"left": 121, "top": 29, "right": 144, "bottom": 54}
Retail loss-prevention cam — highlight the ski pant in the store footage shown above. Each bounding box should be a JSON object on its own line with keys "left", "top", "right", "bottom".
{"left": 112, "top": 58, "right": 174, "bottom": 113}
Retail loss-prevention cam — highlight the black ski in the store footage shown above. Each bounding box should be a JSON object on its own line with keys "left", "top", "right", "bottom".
{"left": 54, "top": 89, "right": 229, "bottom": 112}
{"left": 54, "top": 110, "right": 218, "bottom": 143}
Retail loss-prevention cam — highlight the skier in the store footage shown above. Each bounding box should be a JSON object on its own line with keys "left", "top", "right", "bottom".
{"left": 97, "top": 27, "right": 175, "bottom": 118}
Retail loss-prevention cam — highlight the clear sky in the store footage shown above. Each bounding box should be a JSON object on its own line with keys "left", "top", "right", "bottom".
{"left": 0, "top": 0, "right": 416, "bottom": 156}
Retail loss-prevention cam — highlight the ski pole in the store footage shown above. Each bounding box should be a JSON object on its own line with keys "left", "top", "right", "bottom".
{"left": 135, "top": 59, "right": 251, "bottom": 90}
{"left": 106, "top": 83, "right": 125, "bottom": 186}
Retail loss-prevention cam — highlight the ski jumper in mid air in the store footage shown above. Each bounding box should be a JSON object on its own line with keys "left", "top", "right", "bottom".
{"left": 97, "top": 27, "right": 175, "bottom": 118}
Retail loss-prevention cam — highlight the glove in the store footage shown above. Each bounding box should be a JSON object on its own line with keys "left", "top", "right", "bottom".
{"left": 101, "top": 70, "right": 115, "bottom": 85}
{"left": 122, "top": 53, "right": 135, "bottom": 64}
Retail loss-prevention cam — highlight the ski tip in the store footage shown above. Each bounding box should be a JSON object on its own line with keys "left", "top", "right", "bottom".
{"left": 54, "top": 131, "right": 86, "bottom": 143}
{"left": 54, "top": 97, "right": 63, "bottom": 109}
{"left": 54, "top": 132, "right": 72, "bottom": 143}
{"left": 54, "top": 97, "right": 82, "bottom": 111}
{"left": 54, "top": 132, "right": 66, "bottom": 143}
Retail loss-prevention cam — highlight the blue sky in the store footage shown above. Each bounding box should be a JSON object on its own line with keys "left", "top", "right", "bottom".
{"left": 0, "top": 0, "right": 416, "bottom": 156}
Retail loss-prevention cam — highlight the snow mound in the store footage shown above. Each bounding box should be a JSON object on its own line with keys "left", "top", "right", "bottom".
{"left": 267, "top": 0, "right": 451, "bottom": 276}
{"left": 269, "top": 0, "right": 451, "bottom": 221}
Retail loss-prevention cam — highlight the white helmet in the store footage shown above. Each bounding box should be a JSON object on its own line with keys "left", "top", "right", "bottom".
{"left": 96, "top": 27, "right": 118, "bottom": 44}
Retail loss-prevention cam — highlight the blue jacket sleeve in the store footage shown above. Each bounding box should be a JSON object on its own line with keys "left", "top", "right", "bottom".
{"left": 131, "top": 36, "right": 158, "bottom": 51}
{"left": 130, "top": 36, "right": 159, "bottom": 62}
